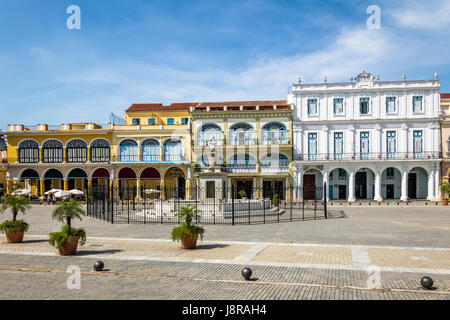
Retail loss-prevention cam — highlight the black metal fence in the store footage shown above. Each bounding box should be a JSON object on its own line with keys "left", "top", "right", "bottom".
{"left": 86, "top": 183, "right": 345, "bottom": 225}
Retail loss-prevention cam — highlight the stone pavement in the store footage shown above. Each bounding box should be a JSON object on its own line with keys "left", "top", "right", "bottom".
{"left": 0, "top": 205, "right": 449, "bottom": 299}
{"left": 0, "top": 235, "right": 450, "bottom": 299}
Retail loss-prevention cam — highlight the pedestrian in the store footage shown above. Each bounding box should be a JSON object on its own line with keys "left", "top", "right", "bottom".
{"left": 52, "top": 193, "right": 56, "bottom": 204}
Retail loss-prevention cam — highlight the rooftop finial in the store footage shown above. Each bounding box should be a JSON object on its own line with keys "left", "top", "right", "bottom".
{"left": 298, "top": 76, "right": 301, "bottom": 84}
{"left": 435, "top": 72, "right": 438, "bottom": 80}
{"left": 350, "top": 76, "right": 353, "bottom": 82}
{"left": 402, "top": 74, "right": 406, "bottom": 81}
{"left": 323, "top": 76, "right": 327, "bottom": 83}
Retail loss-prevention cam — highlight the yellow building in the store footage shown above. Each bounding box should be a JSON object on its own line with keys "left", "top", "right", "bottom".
{"left": 440, "top": 93, "right": 450, "bottom": 183}
{"left": 5, "top": 123, "right": 114, "bottom": 197}
{"left": 5, "top": 103, "right": 194, "bottom": 200}
{"left": 110, "top": 103, "right": 194, "bottom": 200}
{"left": 0, "top": 134, "right": 7, "bottom": 196}
{"left": 190, "top": 100, "right": 294, "bottom": 201}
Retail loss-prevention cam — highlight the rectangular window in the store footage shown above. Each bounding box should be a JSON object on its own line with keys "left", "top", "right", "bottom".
{"left": 386, "top": 97, "right": 396, "bottom": 114}
{"left": 334, "top": 132, "right": 343, "bottom": 160}
{"left": 307, "top": 99, "right": 318, "bottom": 115}
{"left": 338, "top": 169, "right": 346, "bottom": 180}
{"left": 413, "top": 130, "right": 423, "bottom": 159}
{"left": 334, "top": 98, "right": 344, "bottom": 115}
{"left": 386, "top": 168, "right": 395, "bottom": 180}
{"left": 167, "top": 118, "right": 174, "bottom": 125}
{"left": 181, "top": 118, "right": 189, "bottom": 125}
{"left": 413, "top": 96, "right": 423, "bottom": 113}
{"left": 308, "top": 133, "right": 317, "bottom": 160}
{"left": 360, "top": 98, "right": 369, "bottom": 115}
{"left": 132, "top": 118, "right": 140, "bottom": 125}
{"left": 387, "top": 131, "right": 396, "bottom": 159}
{"left": 148, "top": 118, "right": 156, "bottom": 125}
{"left": 360, "top": 132, "right": 370, "bottom": 160}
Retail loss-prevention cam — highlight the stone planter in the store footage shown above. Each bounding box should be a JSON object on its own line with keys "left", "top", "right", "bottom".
{"left": 442, "top": 199, "right": 448, "bottom": 206}
{"left": 4, "top": 228, "right": 25, "bottom": 243}
{"left": 57, "top": 236, "right": 80, "bottom": 256}
{"left": 180, "top": 233, "right": 197, "bottom": 249}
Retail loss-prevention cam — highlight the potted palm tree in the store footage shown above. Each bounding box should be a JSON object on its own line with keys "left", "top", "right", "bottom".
{"left": 171, "top": 205, "right": 205, "bottom": 249}
{"left": 238, "top": 190, "right": 247, "bottom": 200}
{"left": 0, "top": 194, "right": 31, "bottom": 243}
{"left": 49, "top": 199, "right": 86, "bottom": 255}
{"left": 440, "top": 181, "right": 450, "bottom": 206}
{"left": 272, "top": 193, "right": 280, "bottom": 207}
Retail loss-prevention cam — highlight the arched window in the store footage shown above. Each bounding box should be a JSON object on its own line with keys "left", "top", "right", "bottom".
{"left": 67, "top": 139, "right": 87, "bottom": 163}
{"left": 229, "top": 154, "right": 256, "bottom": 172}
{"left": 262, "top": 123, "right": 287, "bottom": 145}
{"left": 91, "top": 139, "right": 110, "bottom": 162}
{"left": 42, "top": 140, "right": 63, "bottom": 163}
{"left": 199, "top": 124, "right": 222, "bottom": 146}
{"left": 119, "top": 139, "right": 139, "bottom": 162}
{"left": 164, "top": 139, "right": 183, "bottom": 161}
{"left": 260, "top": 153, "right": 289, "bottom": 171}
{"left": 18, "top": 140, "right": 39, "bottom": 163}
{"left": 229, "top": 123, "right": 255, "bottom": 145}
{"left": 142, "top": 139, "right": 160, "bottom": 161}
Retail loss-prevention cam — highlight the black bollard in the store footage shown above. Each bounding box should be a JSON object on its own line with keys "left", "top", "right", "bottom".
{"left": 241, "top": 267, "right": 252, "bottom": 281}
{"left": 94, "top": 261, "right": 105, "bottom": 272}
{"left": 420, "top": 276, "right": 434, "bottom": 290}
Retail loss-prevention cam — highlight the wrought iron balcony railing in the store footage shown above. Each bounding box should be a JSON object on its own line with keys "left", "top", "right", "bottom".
{"left": 294, "top": 151, "right": 442, "bottom": 161}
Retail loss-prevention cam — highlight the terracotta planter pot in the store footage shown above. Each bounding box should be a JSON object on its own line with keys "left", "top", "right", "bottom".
{"left": 180, "top": 233, "right": 197, "bottom": 249}
{"left": 442, "top": 200, "right": 448, "bottom": 206}
{"left": 4, "top": 228, "right": 25, "bottom": 243}
{"left": 57, "top": 236, "right": 80, "bottom": 256}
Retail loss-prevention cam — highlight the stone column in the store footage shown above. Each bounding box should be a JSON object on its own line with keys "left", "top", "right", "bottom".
{"left": 427, "top": 169, "right": 434, "bottom": 201}
{"left": 297, "top": 168, "right": 303, "bottom": 202}
{"left": 160, "top": 178, "right": 165, "bottom": 201}
{"left": 322, "top": 168, "right": 329, "bottom": 200}
{"left": 348, "top": 169, "right": 355, "bottom": 202}
{"left": 136, "top": 178, "right": 141, "bottom": 200}
{"left": 40, "top": 180, "right": 44, "bottom": 197}
{"left": 374, "top": 170, "right": 382, "bottom": 202}
{"left": 435, "top": 168, "right": 440, "bottom": 200}
{"left": 400, "top": 169, "right": 408, "bottom": 201}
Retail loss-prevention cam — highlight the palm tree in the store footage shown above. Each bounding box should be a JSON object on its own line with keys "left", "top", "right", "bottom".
{"left": 52, "top": 199, "right": 85, "bottom": 231}
{"left": 175, "top": 205, "right": 202, "bottom": 226}
{"left": 0, "top": 195, "right": 31, "bottom": 221}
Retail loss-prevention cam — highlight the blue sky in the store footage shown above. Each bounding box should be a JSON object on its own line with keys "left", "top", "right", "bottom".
{"left": 1, "top": 0, "right": 450, "bottom": 130}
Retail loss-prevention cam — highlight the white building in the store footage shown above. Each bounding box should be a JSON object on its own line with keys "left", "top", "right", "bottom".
{"left": 289, "top": 71, "right": 441, "bottom": 202}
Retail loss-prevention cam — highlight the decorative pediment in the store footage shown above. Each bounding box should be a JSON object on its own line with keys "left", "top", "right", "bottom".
{"left": 355, "top": 70, "right": 375, "bottom": 82}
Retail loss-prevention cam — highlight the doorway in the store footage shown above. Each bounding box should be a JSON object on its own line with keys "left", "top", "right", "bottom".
{"left": 236, "top": 180, "right": 253, "bottom": 199}
{"left": 338, "top": 185, "right": 347, "bottom": 200}
{"left": 303, "top": 174, "right": 316, "bottom": 200}
{"left": 386, "top": 184, "right": 394, "bottom": 199}
{"left": 355, "top": 172, "right": 367, "bottom": 199}
{"left": 408, "top": 173, "right": 417, "bottom": 199}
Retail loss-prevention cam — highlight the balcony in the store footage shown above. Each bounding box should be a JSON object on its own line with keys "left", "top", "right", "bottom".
{"left": 294, "top": 151, "right": 442, "bottom": 161}
{"left": 261, "top": 131, "right": 288, "bottom": 145}
{"left": 227, "top": 164, "right": 257, "bottom": 173}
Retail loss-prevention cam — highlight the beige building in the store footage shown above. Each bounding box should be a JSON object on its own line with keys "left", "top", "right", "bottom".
{"left": 440, "top": 93, "right": 450, "bottom": 183}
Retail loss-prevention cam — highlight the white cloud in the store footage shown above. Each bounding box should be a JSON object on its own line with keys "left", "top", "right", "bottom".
{"left": 390, "top": 0, "right": 450, "bottom": 31}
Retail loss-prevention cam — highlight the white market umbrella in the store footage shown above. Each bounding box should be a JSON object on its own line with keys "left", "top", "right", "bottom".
{"left": 144, "top": 189, "right": 161, "bottom": 194}
{"left": 45, "top": 189, "right": 61, "bottom": 195}
{"left": 69, "top": 189, "right": 85, "bottom": 196}
{"left": 54, "top": 190, "right": 71, "bottom": 199}
{"left": 11, "top": 189, "right": 31, "bottom": 196}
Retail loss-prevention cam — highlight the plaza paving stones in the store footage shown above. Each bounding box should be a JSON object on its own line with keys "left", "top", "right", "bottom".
{"left": 251, "top": 245, "right": 353, "bottom": 266}
{"left": 1, "top": 205, "right": 450, "bottom": 299}
{"left": 368, "top": 248, "right": 450, "bottom": 270}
